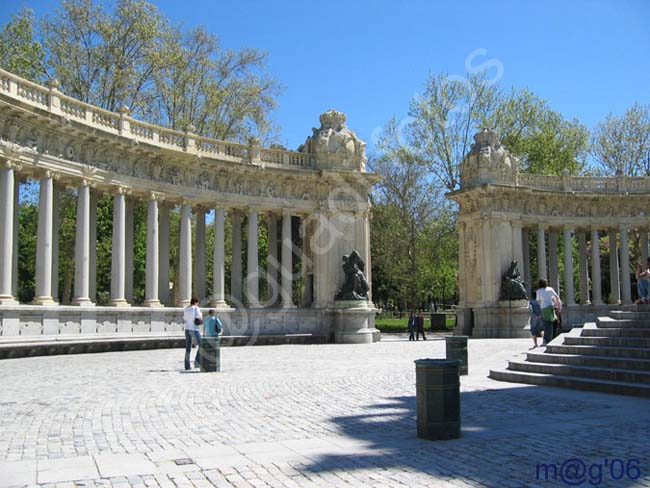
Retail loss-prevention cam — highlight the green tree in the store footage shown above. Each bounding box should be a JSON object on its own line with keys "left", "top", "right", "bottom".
{"left": 483, "top": 87, "right": 589, "bottom": 175}
{"left": 0, "top": 8, "right": 46, "bottom": 82}
{"left": 370, "top": 118, "right": 438, "bottom": 309}
{"left": 591, "top": 102, "right": 650, "bottom": 176}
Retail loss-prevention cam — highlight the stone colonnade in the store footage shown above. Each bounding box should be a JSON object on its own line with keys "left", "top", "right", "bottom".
{"left": 0, "top": 67, "right": 379, "bottom": 342}
{"left": 0, "top": 165, "right": 319, "bottom": 308}
{"left": 450, "top": 128, "right": 650, "bottom": 337}
{"left": 519, "top": 225, "right": 636, "bottom": 306}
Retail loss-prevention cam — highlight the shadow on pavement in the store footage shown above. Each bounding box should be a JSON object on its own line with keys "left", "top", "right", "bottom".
{"left": 302, "top": 387, "right": 649, "bottom": 487}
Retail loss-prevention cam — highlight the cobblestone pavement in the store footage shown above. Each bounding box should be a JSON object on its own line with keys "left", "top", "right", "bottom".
{"left": 0, "top": 336, "right": 649, "bottom": 488}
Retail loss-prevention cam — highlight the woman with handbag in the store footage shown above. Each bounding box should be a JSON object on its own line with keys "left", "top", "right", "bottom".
{"left": 183, "top": 297, "right": 203, "bottom": 370}
{"left": 536, "top": 279, "right": 560, "bottom": 347}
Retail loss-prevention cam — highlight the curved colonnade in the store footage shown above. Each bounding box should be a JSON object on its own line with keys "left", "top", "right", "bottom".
{"left": 0, "top": 68, "right": 379, "bottom": 343}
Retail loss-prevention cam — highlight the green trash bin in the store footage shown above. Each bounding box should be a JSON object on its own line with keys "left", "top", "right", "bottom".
{"left": 446, "top": 336, "right": 468, "bottom": 375}
{"left": 199, "top": 336, "right": 221, "bottom": 372}
{"left": 414, "top": 358, "right": 461, "bottom": 440}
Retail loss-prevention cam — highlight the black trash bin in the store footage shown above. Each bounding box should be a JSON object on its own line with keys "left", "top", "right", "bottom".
{"left": 446, "top": 336, "right": 468, "bottom": 375}
{"left": 199, "top": 336, "right": 221, "bottom": 372}
{"left": 414, "top": 358, "right": 461, "bottom": 440}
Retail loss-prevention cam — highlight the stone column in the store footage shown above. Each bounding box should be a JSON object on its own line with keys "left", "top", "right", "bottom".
{"left": 144, "top": 192, "right": 163, "bottom": 307}
{"left": 193, "top": 207, "right": 206, "bottom": 301}
{"left": 641, "top": 231, "right": 649, "bottom": 266}
{"left": 110, "top": 188, "right": 129, "bottom": 306}
{"left": 11, "top": 178, "right": 19, "bottom": 299}
{"left": 176, "top": 201, "right": 192, "bottom": 306}
{"left": 548, "top": 230, "right": 559, "bottom": 292}
{"left": 522, "top": 228, "right": 531, "bottom": 298}
{"left": 158, "top": 204, "right": 170, "bottom": 305}
{"left": 563, "top": 227, "right": 575, "bottom": 305}
{"left": 281, "top": 209, "right": 295, "bottom": 308}
{"left": 246, "top": 207, "right": 260, "bottom": 307}
{"left": 230, "top": 211, "right": 243, "bottom": 305}
{"left": 578, "top": 231, "right": 590, "bottom": 305}
{"left": 267, "top": 212, "right": 279, "bottom": 305}
{"left": 34, "top": 171, "right": 56, "bottom": 305}
{"left": 211, "top": 207, "right": 227, "bottom": 307}
{"left": 537, "top": 226, "right": 547, "bottom": 281}
{"left": 72, "top": 180, "right": 93, "bottom": 305}
{"left": 89, "top": 190, "right": 97, "bottom": 302}
{"left": 0, "top": 162, "right": 18, "bottom": 305}
{"left": 591, "top": 228, "right": 603, "bottom": 305}
{"left": 609, "top": 230, "right": 621, "bottom": 304}
{"left": 620, "top": 226, "right": 632, "bottom": 304}
{"left": 125, "top": 197, "right": 135, "bottom": 303}
{"left": 51, "top": 184, "right": 60, "bottom": 302}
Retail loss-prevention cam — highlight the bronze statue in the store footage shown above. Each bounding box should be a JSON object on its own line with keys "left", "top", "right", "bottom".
{"left": 335, "top": 250, "right": 370, "bottom": 300}
{"left": 500, "top": 259, "right": 528, "bottom": 300}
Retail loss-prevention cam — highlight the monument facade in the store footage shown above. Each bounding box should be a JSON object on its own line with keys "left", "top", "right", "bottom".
{"left": 450, "top": 129, "right": 650, "bottom": 337}
{"left": 0, "top": 69, "right": 380, "bottom": 343}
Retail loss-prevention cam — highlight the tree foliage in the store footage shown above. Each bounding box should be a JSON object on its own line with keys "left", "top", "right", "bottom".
{"left": 591, "top": 102, "right": 650, "bottom": 176}
{"left": 0, "top": 8, "right": 46, "bottom": 82}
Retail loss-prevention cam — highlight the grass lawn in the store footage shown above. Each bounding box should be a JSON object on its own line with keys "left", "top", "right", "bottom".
{"left": 375, "top": 316, "right": 455, "bottom": 333}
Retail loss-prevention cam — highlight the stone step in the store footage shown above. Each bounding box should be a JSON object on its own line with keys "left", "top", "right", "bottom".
{"left": 564, "top": 336, "right": 650, "bottom": 348}
{"left": 596, "top": 318, "right": 650, "bottom": 328}
{"left": 508, "top": 360, "right": 650, "bottom": 385}
{"left": 526, "top": 351, "right": 650, "bottom": 371}
{"left": 0, "top": 333, "right": 330, "bottom": 359}
{"left": 488, "top": 369, "right": 650, "bottom": 398}
{"left": 609, "top": 310, "right": 650, "bottom": 320}
{"left": 582, "top": 327, "right": 650, "bottom": 338}
{"left": 545, "top": 344, "right": 650, "bottom": 359}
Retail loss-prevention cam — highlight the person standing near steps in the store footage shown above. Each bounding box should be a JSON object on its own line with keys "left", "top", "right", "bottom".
{"left": 536, "top": 279, "right": 560, "bottom": 347}
{"left": 183, "top": 297, "right": 202, "bottom": 370}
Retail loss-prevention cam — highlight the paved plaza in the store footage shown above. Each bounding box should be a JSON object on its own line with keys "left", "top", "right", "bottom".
{"left": 1, "top": 336, "right": 649, "bottom": 488}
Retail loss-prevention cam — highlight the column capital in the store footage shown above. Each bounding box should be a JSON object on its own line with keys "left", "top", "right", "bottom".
{"left": 37, "top": 169, "right": 61, "bottom": 181}
{"left": 112, "top": 185, "right": 131, "bottom": 196}
{"left": 148, "top": 191, "right": 165, "bottom": 203}
{"left": 1, "top": 159, "right": 22, "bottom": 171}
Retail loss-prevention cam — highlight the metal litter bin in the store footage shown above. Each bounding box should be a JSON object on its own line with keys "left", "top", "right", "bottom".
{"left": 446, "top": 335, "right": 468, "bottom": 375}
{"left": 199, "top": 336, "right": 221, "bottom": 372}
{"left": 414, "top": 358, "right": 461, "bottom": 440}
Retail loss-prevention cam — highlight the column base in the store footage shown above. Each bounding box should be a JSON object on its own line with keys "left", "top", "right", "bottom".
{"left": 209, "top": 299, "right": 231, "bottom": 309}
{"left": 109, "top": 299, "right": 131, "bottom": 307}
{"left": 143, "top": 299, "right": 163, "bottom": 308}
{"left": 176, "top": 299, "right": 190, "bottom": 307}
{"left": 72, "top": 298, "right": 95, "bottom": 306}
{"left": 0, "top": 295, "right": 18, "bottom": 306}
{"left": 33, "top": 296, "right": 57, "bottom": 306}
{"left": 281, "top": 303, "right": 297, "bottom": 309}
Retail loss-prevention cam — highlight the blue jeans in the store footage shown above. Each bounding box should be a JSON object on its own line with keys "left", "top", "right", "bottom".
{"left": 638, "top": 278, "right": 650, "bottom": 300}
{"left": 542, "top": 321, "right": 554, "bottom": 345}
{"left": 185, "top": 329, "right": 201, "bottom": 370}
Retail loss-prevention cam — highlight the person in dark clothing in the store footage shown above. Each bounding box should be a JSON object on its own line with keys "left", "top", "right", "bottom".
{"left": 416, "top": 313, "right": 427, "bottom": 341}
{"left": 407, "top": 311, "right": 417, "bottom": 341}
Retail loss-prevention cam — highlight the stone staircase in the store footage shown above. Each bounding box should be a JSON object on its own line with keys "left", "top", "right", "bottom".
{"left": 489, "top": 310, "right": 650, "bottom": 397}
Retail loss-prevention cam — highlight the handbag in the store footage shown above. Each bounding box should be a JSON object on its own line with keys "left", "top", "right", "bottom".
{"left": 541, "top": 305, "right": 556, "bottom": 323}
{"left": 194, "top": 317, "right": 202, "bottom": 326}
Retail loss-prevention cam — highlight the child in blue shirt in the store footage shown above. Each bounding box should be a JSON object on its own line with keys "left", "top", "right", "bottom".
{"left": 528, "top": 294, "right": 542, "bottom": 349}
{"left": 203, "top": 310, "right": 223, "bottom": 337}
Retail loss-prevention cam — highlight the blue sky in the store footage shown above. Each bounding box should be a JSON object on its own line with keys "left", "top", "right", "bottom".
{"left": 1, "top": 0, "right": 649, "bottom": 151}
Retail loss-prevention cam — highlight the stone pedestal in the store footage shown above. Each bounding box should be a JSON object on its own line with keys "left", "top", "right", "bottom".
{"left": 471, "top": 300, "right": 530, "bottom": 338}
{"left": 332, "top": 300, "right": 379, "bottom": 344}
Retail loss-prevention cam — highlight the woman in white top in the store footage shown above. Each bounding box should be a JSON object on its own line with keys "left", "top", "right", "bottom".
{"left": 183, "top": 297, "right": 203, "bottom": 370}
{"left": 536, "top": 279, "right": 560, "bottom": 346}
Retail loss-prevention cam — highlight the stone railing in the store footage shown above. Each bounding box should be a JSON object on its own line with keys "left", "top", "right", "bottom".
{"left": 517, "top": 172, "right": 650, "bottom": 193}
{"left": 0, "top": 68, "right": 314, "bottom": 170}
